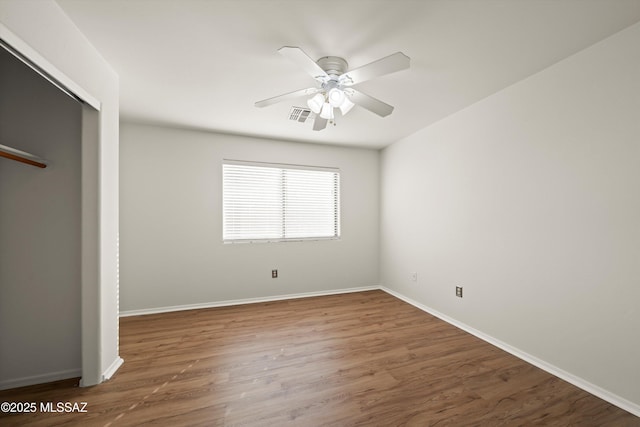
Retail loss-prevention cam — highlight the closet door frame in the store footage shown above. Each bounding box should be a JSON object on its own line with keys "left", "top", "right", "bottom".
{"left": 0, "top": 23, "right": 119, "bottom": 388}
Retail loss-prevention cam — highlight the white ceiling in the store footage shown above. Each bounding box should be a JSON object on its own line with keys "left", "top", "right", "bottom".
{"left": 56, "top": 0, "right": 640, "bottom": 149}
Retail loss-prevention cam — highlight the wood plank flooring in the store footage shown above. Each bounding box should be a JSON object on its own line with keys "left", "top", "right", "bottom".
{"left": 1, "top": 290, "right": 638, "bottom": 426}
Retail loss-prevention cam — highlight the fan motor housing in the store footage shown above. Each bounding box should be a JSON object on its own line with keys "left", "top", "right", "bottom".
{"left": 317, "top": 56, "right": 348, "bottom": 76}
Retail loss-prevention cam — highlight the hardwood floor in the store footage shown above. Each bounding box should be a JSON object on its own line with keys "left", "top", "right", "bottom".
{"left": 1, "top": 290, "right": 638, "bottom": 426}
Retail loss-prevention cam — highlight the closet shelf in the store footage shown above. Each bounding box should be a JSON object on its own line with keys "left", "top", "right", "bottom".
{"left": 0, "top": 143, "right": 48, "bottom": 168}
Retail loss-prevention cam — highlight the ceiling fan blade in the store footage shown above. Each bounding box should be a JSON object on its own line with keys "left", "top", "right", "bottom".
{"left": 313, "top": 116, "right": 328, "bottom": 131}
{"left": 340, "top": 52, "right": 410, "bottom": 86}
{"left": 347, "top": 89, "right": 394, "bottom": 117}
{"left": 255, "top": 87, "right": 319, "bottom": 108}
{"left": 278, "top": 46, "right": 329, "bottom": 82}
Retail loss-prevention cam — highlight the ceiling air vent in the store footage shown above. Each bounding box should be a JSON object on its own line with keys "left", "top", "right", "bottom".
{"left": 289, "top": 106, "right": 311, "bottom": 123}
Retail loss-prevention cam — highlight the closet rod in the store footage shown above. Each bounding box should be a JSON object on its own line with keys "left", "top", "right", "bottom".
{"left": 0, "top": 144, "right": 48, "bottom": 168}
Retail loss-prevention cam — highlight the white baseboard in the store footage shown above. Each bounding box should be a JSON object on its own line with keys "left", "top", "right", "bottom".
{"left": 380, "top": 286, "right": 640, "bottom": 418}
{"left": 119, "top": 285, "right": 379, "bottom": 317}
{"left": 102, "top": 357, "right": 124, "bottom": 382}
{"left": 0, "top": 360, "right": 124, "bottom": 391}
{"left": 0, "top": 368, "right": 81, "bottom": 391}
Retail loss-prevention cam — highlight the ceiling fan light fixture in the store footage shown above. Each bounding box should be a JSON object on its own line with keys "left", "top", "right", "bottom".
{"left": 328, "top": 88, "right": 345, "bottom": 108}
{"left": 339, "top": 97, "right": 355, "bottom": 115}
{"left": 255, "top": 47, "right": 411, "bottom": 131}
{"left": 320, "top": 102, "right": 334, "bottom": 120}
{"left": 307, "top": 93, "right": 324, "bottom": 114}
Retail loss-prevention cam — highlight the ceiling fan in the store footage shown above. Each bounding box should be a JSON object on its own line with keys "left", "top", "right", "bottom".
{"left": 255, "top": 46, "right": 410, "bottom": 131}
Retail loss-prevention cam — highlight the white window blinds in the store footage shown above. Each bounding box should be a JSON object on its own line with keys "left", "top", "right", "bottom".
{"left": 223, "top": 161, "right": 340, "bottom": 242}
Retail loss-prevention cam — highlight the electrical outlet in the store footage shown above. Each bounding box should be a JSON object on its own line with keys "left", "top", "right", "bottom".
{"left": 456, "top": 286, "right": 463, "bottom": 298}
{"left": 410, "top": 272, "right": 417, "bottom": 282}
{"left": 272, "top": 269, "right": 278, "bottom": 278}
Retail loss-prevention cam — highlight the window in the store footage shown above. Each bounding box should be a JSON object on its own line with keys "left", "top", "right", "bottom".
{"left": 223, "top": 160, "right": 340, "bottom": 242}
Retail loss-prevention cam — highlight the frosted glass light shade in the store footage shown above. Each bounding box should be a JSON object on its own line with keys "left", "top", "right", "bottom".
{"left": 307, "top": 93, "right": 325, "bottom": 114}
{"left": 328, "top": 88, "right": 346, "bottom": 108}
{"left": 339, "top": 97, "right": 355, "bottom": 115}
{"left": 319, "top": 102, "right": 334, "bottom": 120}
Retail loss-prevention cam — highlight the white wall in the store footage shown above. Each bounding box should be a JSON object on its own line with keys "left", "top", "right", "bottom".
{"left": 120, "top": 123, "right": 379, "bottom": 312}
{"left": 380, "top": 22, "right": 640, "bottom": 409}
{"left": 0, "top": 49, "right": 81, "bottom": 388}
{"left": 0, "top": 0, "right": 120, "bottom": 386}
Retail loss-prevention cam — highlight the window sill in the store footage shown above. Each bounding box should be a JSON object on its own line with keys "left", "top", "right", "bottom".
{"left": 223, "top": 237, "right": 340, "bottom": 244}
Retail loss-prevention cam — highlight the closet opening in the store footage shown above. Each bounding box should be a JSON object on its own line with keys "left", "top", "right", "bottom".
{"left": 0, "top": 37, "right": 103, "bottom": 390}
